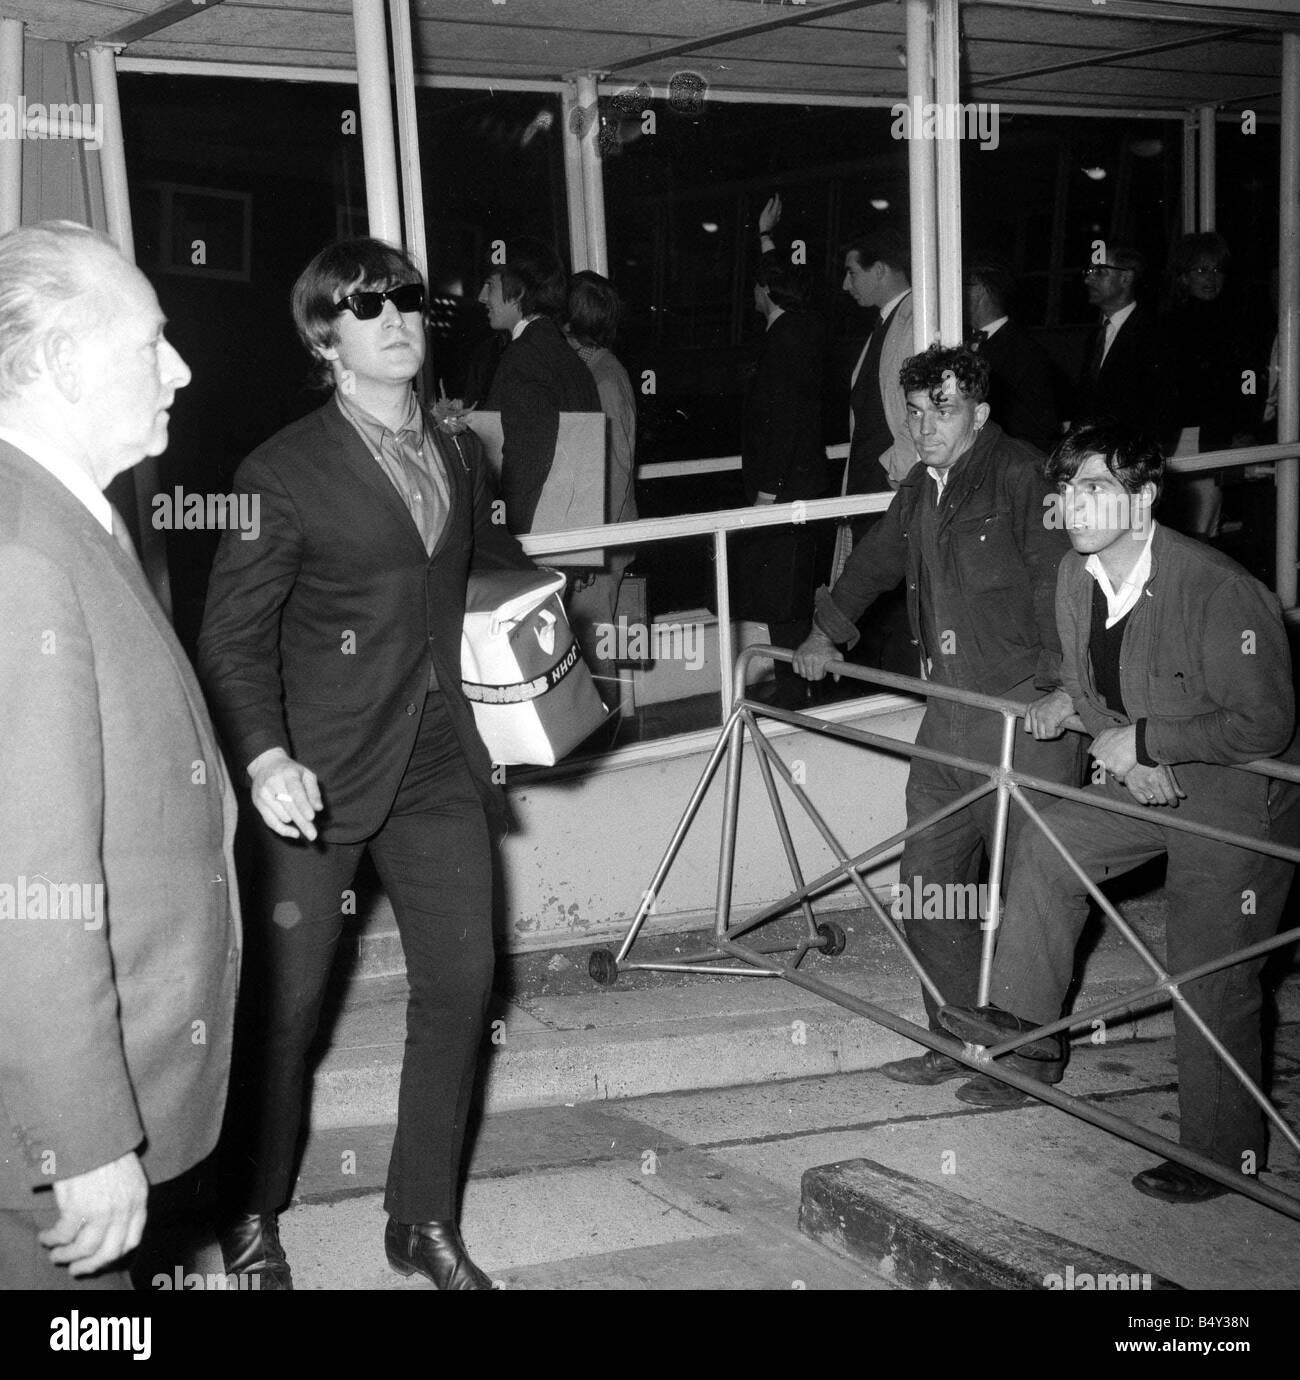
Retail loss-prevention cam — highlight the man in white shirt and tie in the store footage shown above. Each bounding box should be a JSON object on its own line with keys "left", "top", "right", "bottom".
{"left": 1072, "top": 245, "right": 1177, "bottom": 449}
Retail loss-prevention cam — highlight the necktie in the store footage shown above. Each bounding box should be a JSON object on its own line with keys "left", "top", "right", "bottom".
{"left": 1088, "top": 317, "right": 1112, "bottom": 381}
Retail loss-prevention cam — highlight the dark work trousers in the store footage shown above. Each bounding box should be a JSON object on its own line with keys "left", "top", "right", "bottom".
{"left": 232, "top": 691, "right": 494, "bottom": 1224}
{"left": 991, "top": 773, "right": 1300, "bottom": 1170}
{"left": 899, "top": 682, "right": 1083, "bottom": 1030}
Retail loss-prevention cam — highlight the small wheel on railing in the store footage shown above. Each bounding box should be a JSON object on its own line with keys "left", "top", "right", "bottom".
{"left": 588, "top": 948, "right": 619, "bottom": 985}
{"left": 815, "top": 921, "right": 847, "bottom": 956}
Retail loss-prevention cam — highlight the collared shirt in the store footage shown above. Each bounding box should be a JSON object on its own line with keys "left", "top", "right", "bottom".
{"left": 0, "top": 423, "right": 112, "bottom": 533}
{"left": 765, "top": 305, "right": 786, "bottom": 331}
{"left": 926, "top": 443, "right": 973, "bottom": 504}
{"left": 1085, "top": 518, "right": 1157, "bottom": 628}
{"left": 981, "top": 315, "right": 1008, "bottom": 340}
{"left": 335, "top": 389, "right": 450, "bottom": 557}
{"left": 336, "top": 390, "right": 450, "bottom": 691}
{"left": 510, "top": 314, "right": 540, "bottom": 342}
{"left": 1099, "top": 299, "right": 1137, "bottom": 367}
{"left": 850, "top": 288, "right": 911, "bottom": 389}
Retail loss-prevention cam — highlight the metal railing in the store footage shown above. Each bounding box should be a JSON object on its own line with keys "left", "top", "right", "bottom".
{"left": 587, "top": 647, "right": 1300, "bottom": 1222}
{"left": 522, "top": 438, "right": 1300, "bottom": 725}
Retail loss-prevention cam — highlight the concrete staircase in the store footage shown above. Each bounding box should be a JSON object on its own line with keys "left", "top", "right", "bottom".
{"left": 303, "top": 882, "right": 1300, "bottom": 1130}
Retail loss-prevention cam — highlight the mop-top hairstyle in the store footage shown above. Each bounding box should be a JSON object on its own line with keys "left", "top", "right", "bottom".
{"left": 1046, "top": 418, "right": 1166, "bottom": 501}
{"left": 291, "top": 237, "right": 424, "bottom": 389}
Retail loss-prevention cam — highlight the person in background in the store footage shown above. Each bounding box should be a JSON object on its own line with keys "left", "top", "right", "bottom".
{"left": 964, "top": 260, "right": 1061, "bottom": 455}
{"left": 563, "top": 269, "right": 639, "bottom": 703}
{"left": 479, "top": 237, "right": 601, "bottom": 537}
{"left": 1161, "top": 232, "right": 1271, "bottom": 539}
{"left": 737, "top": 226, "right": 827, "bottom": 706}
{"left": 1072, "top": 245, "right": 1177, "bottom": 451}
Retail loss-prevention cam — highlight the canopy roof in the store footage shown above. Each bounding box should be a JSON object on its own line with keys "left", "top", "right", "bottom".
{"left": 4, "top": 0, "right": 1297, "bottom": 115}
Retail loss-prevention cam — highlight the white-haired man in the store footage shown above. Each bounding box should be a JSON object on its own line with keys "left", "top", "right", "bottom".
{"left": 0, "top": 222, "right": 240, "bottom": 1287}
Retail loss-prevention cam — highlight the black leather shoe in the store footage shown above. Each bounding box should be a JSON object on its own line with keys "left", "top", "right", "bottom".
{"left": 385, "top": 1218, "right": 496, "bottom": 1290}
{"left": 938, "top": 1003, "right": 1062, "bottom": 1061}
{"left": 955, "top": 1051, "right": 1065, "bottom": 1108}
{"left": 219, "top": 1212, "right": 293, "bottom": 1290}
{"left": 1131, "top": 1160, "right": 1232, "bottom": 1205}
{"left": 878, "top": 1049, "right": 969, "bottom": 1085}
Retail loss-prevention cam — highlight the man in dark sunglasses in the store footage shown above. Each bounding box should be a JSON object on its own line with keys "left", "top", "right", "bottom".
{"left": 198, "top": 237, "right": 534, "bottom": 1290}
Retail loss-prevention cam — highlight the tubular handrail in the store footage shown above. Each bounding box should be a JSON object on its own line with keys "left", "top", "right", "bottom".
{"left": 636, "top": 437, "right": 1300, "bottom": 483}
{"left": 597, "top": 640, "right": 1300, "bottom": 1221}
{"left": 520, "top": 435, "right": 1300, "bottom": 721}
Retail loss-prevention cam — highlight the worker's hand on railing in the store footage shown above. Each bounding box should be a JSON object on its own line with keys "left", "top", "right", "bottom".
{"left": 793, "top": 628, "right": 841, "bottom": 681}
{"left": 1024, "top": 688, "right": 1084, "bottom": 740}
{"left": 1089, "top": 723, "right": 1138, "bottom": 780}
{"left": 1120, "top": 762, "right": 1186, "bottom": 808}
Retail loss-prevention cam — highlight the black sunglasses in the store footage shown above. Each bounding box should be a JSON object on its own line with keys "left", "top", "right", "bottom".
{"left": 333, "top": 283, "right": 425, "bottom": 319}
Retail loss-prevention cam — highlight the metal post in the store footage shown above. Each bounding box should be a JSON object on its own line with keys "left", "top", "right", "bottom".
{"left": 1278, "top": 35, "right": 1300, "bottom": 610}
{"left": 0, "top": 19, "right": 23, "bottom": 231}
{"left": 904, "top": 0, "right": 937, "bottom": 351}
{"left": 352, "top": 0, "right": 402, "bottom": 245}
{"left": 87, "top": 42, "right": 171, "bottom": 617}
{"left": 933, "top": 0, "right": 963, "bottom": 346}
{"left": 575, "top": 73, "right": 608, "bottom": 275}
{"left": 715, "top": 528, "right": 736, "bottom": 717}
{"left": 387, "top": 0, "right": 426, "bottom": 277}
{"left": 1181, "top": 113, "right": 1196, "bottom": 235}
{"left": 560, "top": 81, "right": 589, "bottom": 272}
{"left": 976, "top": 711, "right": 1018, "bottom": 1006}
{"left": 1198, "top": 104, "right": 1216, "bottom": 230}
{"left": 87, "top": 45, "right": 132, "bottom": 258}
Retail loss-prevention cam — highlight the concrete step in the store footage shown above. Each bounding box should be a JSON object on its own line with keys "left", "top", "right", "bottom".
{"left": 303, "top": 894, "right": 1300, "bottom": 1128}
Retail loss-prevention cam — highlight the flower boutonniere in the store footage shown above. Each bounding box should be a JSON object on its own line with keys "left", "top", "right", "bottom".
{"left": 431, "top": 387, "right": 476, "bottom": 435}
{"left": 430, "top": 388, "right": 476, "bottom": 470}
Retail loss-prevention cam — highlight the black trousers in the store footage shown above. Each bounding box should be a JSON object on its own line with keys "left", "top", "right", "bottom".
{"left": 230, "top": 691, "right": 494, "bottom": 1223}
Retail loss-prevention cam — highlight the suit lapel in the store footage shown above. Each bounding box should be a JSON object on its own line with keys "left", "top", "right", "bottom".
{"left": 0, "top": 443, "right": 232, "bottom": 798}
{"left": 318, "top": 401, "right": 429, "bottom": 559}
{"left": 424, "top": 423, "right": 472, "bottom": 563}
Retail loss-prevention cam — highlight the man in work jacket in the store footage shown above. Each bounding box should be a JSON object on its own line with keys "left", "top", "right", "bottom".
{"left": 939, "top": 420, "right": 1300, "bottom": 1204}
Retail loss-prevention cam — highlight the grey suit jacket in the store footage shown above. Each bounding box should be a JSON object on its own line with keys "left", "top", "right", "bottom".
{"left": 0, "top": 440, "right": 240, "bottom": 1208}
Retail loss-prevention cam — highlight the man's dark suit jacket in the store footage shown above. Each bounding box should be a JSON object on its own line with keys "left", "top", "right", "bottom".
{"left": 741, "top": 308, "right": 827, "bottom": 504}
{"left": 197, "top": 400, "right": 535, "bottom": 844}
{"left": 978, "top": 320, "right": 1061, "bottom": 455}
{"left": 1072, "top": 302, "right": 1178, "bottom": 448}
{"left": 484, "top": 316, "right": 602, "bottom": 534}
{"left": 0, "top": 441, "right": 240, "bottom": 1208}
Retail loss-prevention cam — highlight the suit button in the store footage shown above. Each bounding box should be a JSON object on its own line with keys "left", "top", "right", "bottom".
{"left": 406, "top": 703, "right": 418, "bottom": 715}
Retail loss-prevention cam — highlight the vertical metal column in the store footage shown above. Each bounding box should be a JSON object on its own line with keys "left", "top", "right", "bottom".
{"left": 388, "top": 0, "right": 426, "bottom": 276}
{"left": 933, "top": 0, "right": 963, "bottom": 346}
{"left": 352, "top": 0, "right": 402, "bottom": 245}
{"left": 1198, "top": 104, "right": 1216, "bottom": 231}
{"left": 575, "top": 73, "right": 608, "bottom": 275}
{"left": 88, "top": 41, "right": 171, "bottom": 617}
{"left": 905, "top": 0, "right": 937, "bottom": 351}
{"left": 1181, "top": 113, "right": 1196, "bottom": 235}
{"left": 0, "top": 19, "right": 22, "bottom": 231}
{"left": 1277, "top": 36, "right": 1300, "bottom": 611}
{"left": 561, "top": 80, "right": 590, "bottom": 272}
